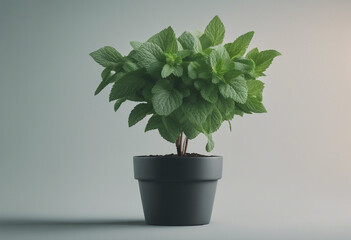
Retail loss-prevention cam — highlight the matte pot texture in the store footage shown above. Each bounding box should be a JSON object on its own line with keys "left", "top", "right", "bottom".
{"left": 133, "top": 155, "right": 223, "bottom": 226}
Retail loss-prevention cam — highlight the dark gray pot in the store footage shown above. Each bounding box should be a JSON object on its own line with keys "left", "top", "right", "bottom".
{"left": 133, "top": 155, "right": 223, "bottom": 226}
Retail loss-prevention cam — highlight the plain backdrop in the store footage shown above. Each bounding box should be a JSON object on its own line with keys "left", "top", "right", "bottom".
{"left": 0, "top": 0, "right": 350, "bottom": 239}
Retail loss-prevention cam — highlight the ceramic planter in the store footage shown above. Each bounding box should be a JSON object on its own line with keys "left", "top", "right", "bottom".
{"left": 133, "top": 155, "right": 223, "bottom": 226}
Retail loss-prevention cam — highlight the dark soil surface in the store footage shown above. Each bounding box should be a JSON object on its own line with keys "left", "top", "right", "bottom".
{"left": 146, "top": 153, "right": 213, "bottom": 157}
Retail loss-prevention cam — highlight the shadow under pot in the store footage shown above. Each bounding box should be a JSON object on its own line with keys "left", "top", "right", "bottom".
{"left": 133, "top": 155, "right": 223, "bottom": 226}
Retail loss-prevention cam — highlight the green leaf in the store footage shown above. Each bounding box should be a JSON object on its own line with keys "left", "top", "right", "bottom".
{"left": 247, "top": 80, "right": 264, "bottom": 100}
{"left": 246, "top": 48, "right": 259, "bottom": 59}
{"left": 209, "top": 46, "right": 231, "bottom": 70}
{"left": 109, "top": 69, "right": 146, "bottom": 101}
{"left": 234, "top": 107, "right": 244, "bottom": 116}
{"left": 202, "top": 107, "right": 222, "bottom": 134}
{"left": 233, "top": 57, "right": 255, "bottom": 72}
{"left": 135, "top": 42, "right": 164, "bottom": 74}
{"left": 209, "top": 46, "right": 233, "bottom": 81}
{"left": 151, "top": 82, "right": 183, "bottom": 116}
{"left": 128, "top": 103, "right": 153, "bottom": 127}
{"left": 178, "top": 32, "right": 202, "bottom": 52}
{"left": 183, "top": 121, "right": 200, "bottom": 139}
{"left": 205, "top": 134, "right": 214, "bottom": 152}
{"left": 163, "top": 116, "right": 182, "bottom": 138}
{"left": 218, "top": 76, "right": 248, "bottom": 104}
{"left": 123, "top": 60, "right": 139, "bottom": 72}
{"left": 101, "top": 67, "right": 112, "bottom": 79}
{"left": 248, "top": 49, "right": 281, "bottom": 76}
{"left": 177, "top": 50, "right": 192, "bottom": 59}
{"left": 216, "top": 95, "right": 235, "bottom": 120}
{"left": 90, "top": 46, "right": 124, "bottom": 68}
{"left": 182, "top": 98, "right": 213, "bottom": 124}
{"left": 200, "top": 83, "right": 218, "bottom": 103}
{"left": 147, "top": 26, "right": 178, "bottom": 53}
{"left": 199, "top": 34, "right": 212, "bottom": 49}
{"left": 224, "top": 31, "right": 254, "bottom": 59}
{"left": 114, "top": 98, "right": 126, "bottom": 112}
{"left": 188, "top": 62, "right": 199, "bottom": 79}
{"left": 161, "top": 64, "right": 183, "bottom": 78}
{"left": 161, "top": 64, "right": 173, "bottom": 78}
{"left": 158, "top": 116, "right": 181, "bottom": 143}
{"left": 204, "top": 16, "right": 225, "bottom": 46}
{"left": 95, "top": 68, "right": 112, "bottom": 95}
{"left": 237, "top": 80, "right": 267, "bottom": 113}
{"left": 241, "top": 100, "right": 267, "bottom": 113}
{"left": 172, "top": 66, "right": 183, "bottom": 77}
{"left": 141, "top": 81, "right": 154, "bottom": 101}
{"left": 145, "top": 114, "right": 162, "bottom": 132}
{"left": 130, "top": 41, "right": 143, "bottom": 50}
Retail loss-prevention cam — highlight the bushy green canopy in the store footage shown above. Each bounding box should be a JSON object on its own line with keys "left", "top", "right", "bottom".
{"left": 90, "top": 16, "right": 280, "bottom": 152}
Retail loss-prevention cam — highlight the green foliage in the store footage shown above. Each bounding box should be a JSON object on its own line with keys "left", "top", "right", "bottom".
{"left": 90, "top": 16, "right": 280, "bottom": 152}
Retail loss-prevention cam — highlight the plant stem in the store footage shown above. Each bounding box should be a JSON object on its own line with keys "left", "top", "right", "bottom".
{"left": 176, "top": 131, "right": 184, "bottom": 156}
{"left": 176, "top": 136, "right": 181, "bottom": 156}
{"left": 183, "top": 137, "right": 189, "bottom": 155}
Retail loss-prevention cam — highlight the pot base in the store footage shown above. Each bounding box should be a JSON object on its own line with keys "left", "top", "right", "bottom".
{"left": 138, "top": 180, "right": 218, "bottom": 226}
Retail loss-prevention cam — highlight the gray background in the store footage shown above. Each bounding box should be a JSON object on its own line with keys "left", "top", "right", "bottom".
{"left": 0, "top": 0, "right": 350, "bottom": 239}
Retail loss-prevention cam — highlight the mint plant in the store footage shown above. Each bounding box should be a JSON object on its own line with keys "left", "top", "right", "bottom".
{"left": 90, "top": 16, "right": 280, "bottom": 155}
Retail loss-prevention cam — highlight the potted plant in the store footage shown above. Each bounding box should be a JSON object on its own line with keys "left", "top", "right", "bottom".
{"left": 90, "top": 16, "right": 280, "bottom": 226}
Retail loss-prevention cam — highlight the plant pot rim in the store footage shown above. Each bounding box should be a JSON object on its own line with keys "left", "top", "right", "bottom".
{"left": 134, "top": 155, "right": 222, "bottom": 158}
{"left": 133, "top": 155, "right": 223, "bottom": 181}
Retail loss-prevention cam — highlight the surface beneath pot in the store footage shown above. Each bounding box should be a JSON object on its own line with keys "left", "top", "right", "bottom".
{"left": 1, "top": 215, "right": 349, "bottom": 240}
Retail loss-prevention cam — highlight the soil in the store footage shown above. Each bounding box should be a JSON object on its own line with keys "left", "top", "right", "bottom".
{"left": 146, "top": 153, "right": 213, "bottom": 157}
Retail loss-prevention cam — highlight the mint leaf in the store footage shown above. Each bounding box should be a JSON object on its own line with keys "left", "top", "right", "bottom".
{"left": 224, "top": 31, "right": 254, "bottom": 59}
{"left": 237, "top": 80, "right": 267, "bottom": 113}
{"left": 114, "top": 98, "right": 126, "bottom": 112}
{"left": 90, "top": 46, "right": 124, "bottom": 68}
{"left": 161, "top": 64, "right": 183, "bottom": 78}
{"left": 177, "top": 50, "right": 192, "bottom": 59}
{"left": 162, "top": 116, "right": 182, "bottom": 139}
{"left": 205, "top": 134, "right": 214, "bottom": 152}
{"left": 202, "top": 107, "right": 222, "bottom": 134}
{"left": 130, "top": 41, "right": 143, "bottom": 50}
{"left": 241, "top": 100, "right": 267, "bottom": 113}
{"left": 209, "top": 46, "right": 233, "bottom": 81}
{"left": 200, "top": 83, "right": 218, "bottom": 103}
{"left": 128, "top": 103, "right": 153, "bottom": 127}
{"left": 151, "top": 83, "right": 183, "bottom": 116}
{"left": 216, "top": 95, "right": 235, "bottom": 120}
{"left": 233, "top": 57, "right": 255, "bottom": 72}
{"left": 148, "top": 27, "right": 178, "bottom": 53}
{"left": 199, "top": 34, "right": 212, "bottom": 49}
{"left": 209, "top": 46, "right": 231, "bottom": 69}
{"left": 145, "top": 114, "right": 162, "bottom": 132}
{"left": 187, "top": 62, "right": 198, "bottom": 79}
{"left": 234, "top": 107, "right": 244, "bottom": 116}
{"left": 248, "top": 49, "right": 281, "bottom": 76}
{"left": 219, "top": 76, "right": 248, "bottom": 103}
{"left": 95, "top": 68, "right": 112, "bottom": 95}
{"left": 109, "top": 69, "right": 146, "bottom": 101}
{"left": 204, "top": 16, "right": 225, "bottom": 46}
{"left": 247, "top": 80, "right": 264, "bottom": 100}
{"left": 182, "top": 98, "right": 213, "bottom": 124}
{"left": 218, "top": 83, "right": 234, "bottom": 99}
{"left": 158, "top": 116, "right": 181, "bottom": 143}
{"left": 183, "top": 121, "right": 200, "bottom": 139}
{"left": 161, "top": 64, "right": 173, "bottom": 78}
{"left": 178, "top": 32, "right": 202, "bottom": 52}
{"left": 123, "top": 60, "right": 139, "bottom": 72}
{"left": 135, "top": 42, "right": 164, "bottom": 74}
{"left": 246, "top": 48, "right": 259, "bottom": 59}
{"left": 172, "top": 66, "right": 183, "bottom": 77}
